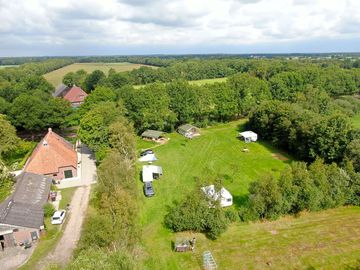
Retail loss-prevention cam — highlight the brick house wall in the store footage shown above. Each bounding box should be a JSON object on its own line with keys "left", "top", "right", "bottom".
{"left": 13, "top": 227, "right": 40, "bottom": 245}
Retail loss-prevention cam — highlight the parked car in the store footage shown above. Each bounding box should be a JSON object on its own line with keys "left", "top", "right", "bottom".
{"left": 144, "top": 182, "right": 155, "bottom": 197}
{"left": 51, "top": 210, "right": 66, "bottom": 225}
{"left": 140, "top": 149, "right": 154, "bottom": 157}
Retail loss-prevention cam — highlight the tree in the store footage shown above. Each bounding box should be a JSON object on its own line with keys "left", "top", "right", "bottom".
{"left": 0, "top": 115, "right": 19, "bottom": 156}
{"left": 166, "top": 80, "right": 198, "bottom": 124}
{"left": 78, "top": 102, "right": 123, "bottom": 160}
{"left": 247, "top": 175, "right": 283, "bottom": 219}
{"left": 108, "top": 119, "right": 136, "bottom": 162}
{"left": 210, "top": 83, "right": 237, "bottom": 122}
{"left": 78, "top": 86, "right": 117, "bottom": 116}
{"left": 228, "top": 73, "right": 271, "bottom": 116}
{"left": 84, "top": 70, "right": 106, "bottom": 92}
{"left": 345, "top": 139, "right": 360, "bottom": 172}
{"left": 164, "top": 186, "right": 228, "bottom": 239}
{"left": 123, "top": 83, "right": 176, "bottom": 132}
{"left": 9, "top": 94, "right": 72, "bottom": 131}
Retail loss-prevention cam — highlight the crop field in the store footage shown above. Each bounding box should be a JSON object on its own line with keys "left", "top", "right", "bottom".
{"left": 136, "top": 120, "right": 360, "bottom": 269}
{"left": 43, "top": 62, "right": 156, "bottom": 86}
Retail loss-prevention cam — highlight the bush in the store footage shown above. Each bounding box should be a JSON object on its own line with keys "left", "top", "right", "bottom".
{"left": 44, "top": 203, "right": 55, "bottom": 218}
{"left": 164, "top": 187, "right": 228, "bottom": 239}
{"left": 224, "top": 208, "right": 239, "bottom": 222}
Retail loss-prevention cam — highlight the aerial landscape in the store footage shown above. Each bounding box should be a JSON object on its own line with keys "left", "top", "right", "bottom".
{"left": 0, "top": 0, "right": 360, "bottom": 269}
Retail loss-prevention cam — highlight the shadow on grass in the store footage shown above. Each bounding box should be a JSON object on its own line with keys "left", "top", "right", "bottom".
{"left": 232, "top": 194, "right": 249, "bottom": 208}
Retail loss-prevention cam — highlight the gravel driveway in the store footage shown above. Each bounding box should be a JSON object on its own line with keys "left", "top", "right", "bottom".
{"left": 39, "top": 145, "right": 96, "bottom": 268}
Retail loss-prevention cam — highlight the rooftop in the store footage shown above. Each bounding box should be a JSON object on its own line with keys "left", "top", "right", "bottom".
{"left": 0, "top": 172, "right": 51, "bottom": 229}
{"left": 141, "top": 130, "right": 164, "bottom": 139}
{"left": 178, "top": 124, "right": 198, "bottom": 132}
{"left": 24, "top": 128, "right": 77, "bottom": 176}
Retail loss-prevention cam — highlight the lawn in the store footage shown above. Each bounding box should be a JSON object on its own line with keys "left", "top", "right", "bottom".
{"left": 43, "top": 62, "right": 156, "bottom": 86}
{"left": 137, "top": 120, "right": 290, "bottom": 269}
{"left": 137, "top": 120, "right": 360, "bottom": 269}
{"left": 19, "top": 187, "right": 77, "bottom": 270}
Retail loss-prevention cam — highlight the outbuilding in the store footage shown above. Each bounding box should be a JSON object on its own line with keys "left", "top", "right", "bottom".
{"left": 0, "top": 172, "right": 52, "bottom": 249}
{"left": 201, "top": 185, "right": 233, "bottom": 207}
{"left": 239, "top": 131, "right": 258, "bottom": 143}
{"left": 142, "top": 165, "right": 163, "bottom": 182}
{"left": 177, "top": 124, "right": 200, "bottom": 138}
{"left": 141, "top": 130, "right": 165, "bottom": 142}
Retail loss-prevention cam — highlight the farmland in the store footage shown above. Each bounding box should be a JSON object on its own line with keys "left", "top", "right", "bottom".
{"left": 43, "top": 62, "right": 156, "bottom": 86}
{"left": 136, "top": 120, "right": 360, "bottom": 269}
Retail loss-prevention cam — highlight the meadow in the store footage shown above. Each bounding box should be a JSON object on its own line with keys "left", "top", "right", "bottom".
{"left": 136, "top": 120, "right": 360, "bottom": 269}
{"left": 133, "top": 77, "right": 227, "bottom": 89}
{"left": 43, "top": 62, "right": 156, "bottom": 86}
{"left": 351, "top": 113, "right": 360, "bottom": 129}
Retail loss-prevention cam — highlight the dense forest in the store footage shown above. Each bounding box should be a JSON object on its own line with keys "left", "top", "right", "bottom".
{"left": 0, "top": 55, "right": 360, "bottom": 268}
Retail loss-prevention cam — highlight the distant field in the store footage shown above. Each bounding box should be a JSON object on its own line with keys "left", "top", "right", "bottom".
{"left": 0, "top": 65, "right": 19, "bottom": 69}
{"left": 188, "top": 77, "right": 227, "bottom": 85}
{"left": 351, "top": 113, "right": 360, "bottom": 129}
{"left": 43, "top": 62, "right": 156, "bottom": 86}
{"left": 133, "top": 77, "right": 227, "bottom": 89}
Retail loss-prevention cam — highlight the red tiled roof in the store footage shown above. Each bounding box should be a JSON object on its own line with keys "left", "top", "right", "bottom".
{"left": 24, "top": 128, "right": 77, "bottom": 176}
{"left": 63, "top": 86, "right": 88, "bottom": 104}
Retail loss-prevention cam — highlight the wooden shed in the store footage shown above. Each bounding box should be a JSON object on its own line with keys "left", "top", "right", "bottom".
{"left": 177, "top": 124, "right": 200, "bottom": 138}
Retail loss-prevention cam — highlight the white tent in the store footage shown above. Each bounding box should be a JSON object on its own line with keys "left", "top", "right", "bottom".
{"left": 142, "top": 165, "right": 163, "bottom": 182}
{"left": 239, "top": 131, "right": 258, "bottom": 143}
{"left": 138, "top": 153, "right": 158, "bottom": 162}
{"left": 201, "top": 185, "right": 233, "bottom": 207}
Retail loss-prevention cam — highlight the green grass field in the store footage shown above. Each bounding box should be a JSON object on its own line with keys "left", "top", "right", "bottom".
{"left": 0, "top": 65, "right": 19, "bottom": 69}
{"left": 43, "top": 62, "right": 156, "bottom": 86}
{"left": 133, "top": 77, "right": 227, "bottom": 89}
{"left": 351, "top": 113, "right": 360, "bottom": 129}
{"left": 188, "top": 77, "right": 228, "bottom": 85}
{"left": 136, "top": 120, "right": 360, "bottom": 269}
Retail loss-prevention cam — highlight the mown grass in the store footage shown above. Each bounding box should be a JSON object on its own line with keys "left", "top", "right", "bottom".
{"left": 43, "top": 62, "right": 156, "bottom": 86}
{"left": 19, "top": 187, "right": 77, "bottom": 270}
{"left": 136, "top": 120, "right": 290, "bottom": 269}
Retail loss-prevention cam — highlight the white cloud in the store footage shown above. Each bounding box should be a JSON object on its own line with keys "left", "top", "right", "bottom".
{"left": 0, "top": 0, "right": 359, "bottom": 55}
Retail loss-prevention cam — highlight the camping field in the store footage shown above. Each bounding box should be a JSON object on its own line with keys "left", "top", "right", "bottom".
{"left": 136, "top": 120, "right": 360, "bottom": 269}
{"left": 43, "top": 62, "right": 156, "bottom": 86}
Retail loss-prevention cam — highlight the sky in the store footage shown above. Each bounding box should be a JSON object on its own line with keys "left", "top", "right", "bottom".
{"left": 0, "top": 0, "right": 359, "bottom": 56}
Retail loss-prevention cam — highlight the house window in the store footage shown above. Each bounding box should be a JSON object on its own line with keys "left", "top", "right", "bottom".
{"left": 64, "top": 170, "right": 73, "bottom": 179}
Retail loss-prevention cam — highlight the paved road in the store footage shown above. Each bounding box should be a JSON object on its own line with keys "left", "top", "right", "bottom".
{"left": 39, "top": 145, "right": 96, "bottom": 268}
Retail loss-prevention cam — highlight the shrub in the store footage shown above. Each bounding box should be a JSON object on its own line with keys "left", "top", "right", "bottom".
{"left": 44, "top": 203, "right": 55, "bottom": 218}
{"left": 164, "top": 188, "right": 228, "bottom": 239}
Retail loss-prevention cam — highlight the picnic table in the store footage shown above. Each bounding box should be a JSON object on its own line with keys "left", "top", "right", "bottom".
{"left": 174, "top": 238, "right": 191, "bottom": 252}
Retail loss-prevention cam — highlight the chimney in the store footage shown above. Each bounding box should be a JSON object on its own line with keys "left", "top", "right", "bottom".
{"left": 48, "top": 128, "right": 52, "bottom": 133}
